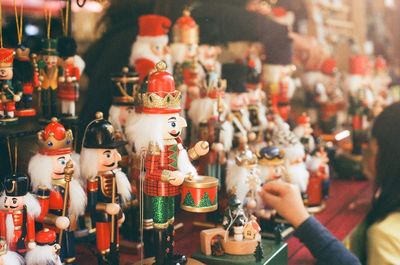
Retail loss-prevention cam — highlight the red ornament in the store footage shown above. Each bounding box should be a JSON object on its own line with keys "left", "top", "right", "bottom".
{"left": 138, "top": 15, "right": 171, "bottom": 37}
{"left": 36, "top": 228, "right": 57, "bottom": 245}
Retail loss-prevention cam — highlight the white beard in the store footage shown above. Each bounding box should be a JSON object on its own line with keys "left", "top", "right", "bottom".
{"left": 226, "top": 160, "right": 250, "bottom": 204}
{"left": 1, "top": 251, "right": 24, "bottom": 265}
{"left": 6, "top": 213, "right": 14, "bottom": 245}
{"left": 25, "top": 245, "right": 62, "bottom": 265}
{"left": 220, "top": 121, "right": 234, "bottom": 152}
{"left": 129, "top": 38, "right": 167, "bottom": 67}
{"left": 114, "top": 168, "right": 132, "bottom": 205}
{"left": 188, "top": 98, "right": 215, "bottom": 128}
{"left": 68, "top": 179, "right": 87, "bottom": 219}
{"left": 287, "top": 163, "right": 309, "bottom": 193}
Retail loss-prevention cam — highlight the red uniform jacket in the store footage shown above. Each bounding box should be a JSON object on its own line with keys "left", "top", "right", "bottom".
{"left": 144, "top": 143, "right": 182, "bottom": 197}
{"left": 36, "top": 184, "right": 65, "bottom": 233}
{"left": 58, "top": 63, "right": 80, "bottom": 101}
{"left": 0, "top": 208, "right": 35, "bottom": 253}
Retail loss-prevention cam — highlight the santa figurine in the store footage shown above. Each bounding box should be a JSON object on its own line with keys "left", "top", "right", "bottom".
{"left": 57, "top": 36, "right": 85, "bottom": 118}
{"left": 127, "top": 61, "right": 200, "bottom": 265}
{"left": 0, "top": 48, "right": 21, "bottom": 122}
{"left": 13, "top": 44, "right": 39, "bottom": 117}
{"left": 129, "top": 15, "right": 171, "bottom": 82}
{"left": 0, "top": 173, "right": 40, "bottom": 254}
{"left": 25, "top": 228, "right": 62, "bottom": 265}
{"left": 28, "top": 117, "right": 86, "bottom": 264}
{"left": 38, "top": 38, "right": 61, "bottom": 120}
{"left": 293, "top": 112, "right": 315, "bottom": 155}
{"left": 0, "top": 240, "right": 24, "bottom": 265}
{"left": 80, "top": 112, "right": 131, "bottom": 265}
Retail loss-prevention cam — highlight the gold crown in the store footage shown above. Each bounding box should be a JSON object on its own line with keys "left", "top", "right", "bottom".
{"left": 235, "top": 149, "right": 258, "bottom": 168}
{"left": 0, "top": 240, "right": 7, "bottom": 256}
{"left": 142, "top": 90, "right": 182, "bottom": 110}
{"left": 38, "top": 118, "right": 74, "bottom": 155}
{"left": 257, "top": 149, "right": 285, "bottom": 166}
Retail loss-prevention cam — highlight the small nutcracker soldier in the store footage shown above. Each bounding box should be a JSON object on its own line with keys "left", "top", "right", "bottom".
{"left": 0, "top": 173, "right": 40, "bottom": 254}
{"left": 306, "top": 146, "right": 330, "bottom": 205}
{"left": 28, "top": 118, "right": 86, "bottom": 264}
{"left": 25, "top": 228, "right": 62, "bottom": 265}
{"left": 293, "top": 113, "right": 315, "bottom": 155}
{"left": 80, "top": 112, "right": 131, "bottom": 265}
{"left": 38, "top": 38, "right": 61, "bottom": 120}
{"left": 57, "top": 36, "right": 85, "bottom": 118}
{"left": 0, "top": 48, "right": 21, "bottom": 122}
{"left": 222, "top": 194, "right": 247, "bottom": 240}
{"left": 0, "top": 240, "right": 24, "bottom": 265}
{"left": 129, "top": 61, "right": 198, "bottom": 265}
{"left": 129, "top": 15, "right": 171, "bottom": 82}
{"left": 13, "top": 44, "right": 38, "bottom": 117}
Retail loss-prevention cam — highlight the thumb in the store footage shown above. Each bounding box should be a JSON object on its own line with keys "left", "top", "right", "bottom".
{"left": 258, "top": 190, "right": 280, "bottom": 209}
{"left": 262, "top": 180, "right": 287, "bottom": 195}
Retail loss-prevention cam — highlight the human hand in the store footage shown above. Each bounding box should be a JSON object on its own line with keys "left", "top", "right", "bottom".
{"left": 106, "top": 203, "right": 120, "bottom": 215}
{"left": 169, "top": 171, "right": 185, "bottom": 186}
{"left": 258, "top": 181, "right": 310, "bottom": 228}
{"left": 55, "top": 216, "right": 70, "bottom": 230}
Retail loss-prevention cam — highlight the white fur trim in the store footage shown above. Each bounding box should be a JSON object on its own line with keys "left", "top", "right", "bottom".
{"left": 114, "top": 169, "right": 132, "bottom": 205}
{"left": 25, "top": 245, "right": 62, "bottom": 265}
{"left": 1, "top": 251, "right": 24, "bottom": 265}
{"left": 129, "top": 37, "right": 167, "bottom": 67}
{"left": 80, "top": 148, "right": 100, "bottom": 179}
{"left": 68, "top": 179, "right": 87, "bottom": 218}
{"left": 178, "top": 149, "right": 198, "bottom": 178}
{"left": 136, "top": 36, "right": 168, "bottom": 45}
{"left": 25, "top": 193, "right": 41, "bottom": 217}
{"left": 28, "top": 154, "right": 53, "bottom": 191}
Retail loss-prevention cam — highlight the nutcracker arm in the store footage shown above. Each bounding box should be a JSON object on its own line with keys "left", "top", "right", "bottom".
{"left": 26, "top": 214, "right": 36, "bottom": 243}
{"left": 43, "top": 213, "right": 61, "bottom": 226}
{"left": 36, "top": 187, "right": 50, "bottom": 223}
{"left": 86, "top": 178, "right": 98, "bottom": 216}
{"left": 188, "top": 141, "right": 210, "bottom": 161}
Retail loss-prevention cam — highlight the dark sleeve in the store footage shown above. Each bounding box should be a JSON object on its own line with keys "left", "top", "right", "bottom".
{"left": 294, "top": 217, "right": 362, "bottom": 265}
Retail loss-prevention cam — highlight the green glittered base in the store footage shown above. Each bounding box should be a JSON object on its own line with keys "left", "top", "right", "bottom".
{"left": 192, "top": 240, "right": 288, "bottom": 265}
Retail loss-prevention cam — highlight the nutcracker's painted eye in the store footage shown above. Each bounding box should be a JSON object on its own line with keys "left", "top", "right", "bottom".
{"left": 57, "top": 156, "right": 66, "bottom": 166}
{"left": 103, "top": 150, "right": 112, "bottom": 159}
{"left": 171, "top": 122, "right": 176, "bottom": 127}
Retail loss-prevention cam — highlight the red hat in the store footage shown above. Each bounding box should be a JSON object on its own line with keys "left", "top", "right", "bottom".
{"left": 321, "top": 58, "right": 337, "bottom": 76}
{"left": 0, "top": 48, "right": 14, "bottom": 68}
{"left": 173, "top": 10, "right": 199, "bottom": 44}
{"left": 297, "top": 112, "right": 310, "bottom": 125}
{"left": 142, "top": 61, "right": 181, "bottom": 114}
{"left": 349, "top": 55, "right": 368, "bottom": 75}
{"left": 38, "top": 117, "right": 73, "bottom": 155}
{"left": 36, "top": 228, "right": 57, "bottom": 245}
{"left": 375, "top": 56, "right": 387, "bottom": 71}
{"left": 138, "top": 15, "right": 171, "bottom": 37}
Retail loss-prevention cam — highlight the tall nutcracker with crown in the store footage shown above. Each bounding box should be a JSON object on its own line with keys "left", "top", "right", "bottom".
{"left": 38, "top": 39, "right": 61, "bottom": 120}
{"left": 28, "top": 118, "right": 87, "bottom": 264}
{"left": 130, "top": 62, "right": 199, "bottom": 265}
{"left": 0, "top": 173, "right": 40, "bottom": 254}
{"left": 80, "top": 112, "right": 131, "bottom": 265}
{"left": 0, "top": 48, "right": 22, "bottom": 122}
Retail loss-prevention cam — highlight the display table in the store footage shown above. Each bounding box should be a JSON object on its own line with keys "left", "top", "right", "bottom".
{"left": 192, "top": 240, "right": 287, "bottom": 265}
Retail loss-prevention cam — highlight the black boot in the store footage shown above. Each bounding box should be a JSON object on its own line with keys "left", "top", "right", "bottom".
{"left": 143, "top": 228, "right": 155, "bottom": 258}
{"left": 153, "top": 229, "right": 167, "bottom": 265}
{"left": 166, "top": 224, "right": 187, "bottom": 265}
{"left": 97, "top": 253, "right": 110, "bottom": 265}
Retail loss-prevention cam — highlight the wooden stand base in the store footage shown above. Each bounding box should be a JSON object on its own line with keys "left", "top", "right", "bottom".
{"left": 132, "top": 257, "right": 205, "bottom": 265}
{"left": 192, "top": 240, "right": 288, "bottom": 265}
{"left": 307, "top": 202, "right": 326, "bottom": 214}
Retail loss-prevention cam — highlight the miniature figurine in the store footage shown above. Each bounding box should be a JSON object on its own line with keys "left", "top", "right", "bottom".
{"left": 129, "top": 15, "right": 171, "bottom": 82}
{"left": 57, "top": 36, "right": 85, "bottom": 118}
{"left": 0, "top": 173, "right": 40, "bottom": 254}
{"left": 127, "top": 61, "right": 199, "bottom": 265}
{"left": 0, "top": 48, "right": 21, "bottom": 122}
{"left": 28, "top": 117, "right": 87, "bottom": 264}
{"left": 80, "top": 112, "right": 131, "bottom": 265}
{"left": 38, "top": 38, "right": 61, "bottom": 120}
{"left": 306, "top": 146, "right": 330, "bottom": 205}
{"left": 222, "top": 195, "right": 247, "bottom": 240}
{"left": 293, "top": 112, "right": 315, "bottom": 155}
{"left": 25, "top": 228, "right": 62, "bottom": 265}
{"left": 0, "top": 240, "right": 24, "bottom": 265}
{"left": 13, "top": 44, "right": 38, "bottom": 117}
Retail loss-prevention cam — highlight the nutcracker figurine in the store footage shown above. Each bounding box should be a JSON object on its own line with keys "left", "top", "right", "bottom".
{"left": 129, "top": 15, "right": 171, "bottom": 82}
{"left": 306, "top": 146, "right": 330, "bottom": 206}
{"left": 13, "top": 44, "right": 38, "bottom": 117}
{"left": 198, "top": 44, "right": 221, "bottom": 75}
{"left": 38, "top": 38, "right": 61, "bottom": 120}
{"left": 80, "top": 112, "right": 131, "bottom": 265}
{"left": 28, "top": 118, "right": 87, "bottom": 264}
{"left": 0, "top": 173, "right": 40, "bottom": 254}
{"left": 293, "top": 113, "right": 315, "bottom": 154}
{"left": 25, "top": 228, "right": 62, "bottom": 265}
{"left": 0, "top": 48, "right": 21, "bottom": 122}
{"left": 129, "top": 61, "right": 198, "bottom": 265}
{"left": 222, "top": 194, "right": 247, "bottom": 239}
{"left": 0, "top": 240, "right": 24, "bottom": 265}
{"left": 57, "top": 36, "right": 85, "bottom": 118}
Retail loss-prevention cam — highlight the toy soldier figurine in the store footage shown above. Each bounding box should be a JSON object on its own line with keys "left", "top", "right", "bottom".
{"left": 0, "top": 48, "right": 21, "bottom": 122}
{"left": 80, "top": 112, "right": 131, "bottom": 265}
{"left": 38, "top": 38, "right": 61, "bottom": 120}
{"left": 128, "top": 61, "right": 199, "bottom": 265}
{"left": 25, "top": 228, "right": 62, "bottom": 265}
{"left": 57, "top": 36, "right": 85, "bottom": 118}
{"left": 0, "top": 173, "right": 40, "bottom": 254}
{"left": 222, "top": 194, "right": 247, "bottom": 239}
{"left": 293, "top": 112, "right": 315, "bottom": 154}
{"left": 13, "top": 44, "right": 39, "bottom": 117}
{"left": 306, "top": 146, "right": 330, "bottom": 205}
{"left": 28, "top": 118, "right": 86, "bottom": 264}
{"left": 129, "top": 15, "right": 171, "bottom": 82}
{"left": 0, "top": 240, "right": 24, "bottom": 265}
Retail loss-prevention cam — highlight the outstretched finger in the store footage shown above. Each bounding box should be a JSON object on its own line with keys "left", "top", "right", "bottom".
{"left": 262, "top": 180, "right": 288, "bottom": 195}
{"left": 258, "top": 190, "right": 280, "bottom": 208}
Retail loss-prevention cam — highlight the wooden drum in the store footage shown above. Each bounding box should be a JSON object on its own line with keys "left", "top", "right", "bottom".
{"left": 181, "top": 176, "right": 218, "bottom": 213}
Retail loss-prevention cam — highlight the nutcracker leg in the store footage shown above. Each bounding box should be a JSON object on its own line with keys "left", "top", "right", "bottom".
{"left": 50, "top": 89, "right": 58, "bottom": 117}
{"left": 152, "top": 196, "right": 170, "bottom": 265}
{"left": 153, "top": 228, "right": 167, "bottom": 265}
{"left": 60, "top": 230, "right": 76, "bottom": 264}
{"left": 143, "top": 194, "right": 155, "bottom": 258}
{"left": 96, "top": 222, "right": 111, "bottom": 264}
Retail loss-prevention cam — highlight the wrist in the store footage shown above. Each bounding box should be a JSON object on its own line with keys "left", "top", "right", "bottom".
{"left": 291, "top": 209, "right": 310, "bottom": 228}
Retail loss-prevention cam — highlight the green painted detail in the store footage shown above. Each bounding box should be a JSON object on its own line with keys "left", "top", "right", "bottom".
{"left": 152, "top": 196, "right": 175, "bottom": 225}
{"left": 198, "top": 192, "right": 213, "bottom": 208}
{"left": 168, "top": 145, "right": 178, "bottom": 168}
{"left": 183, "top": 192, "right": 196, "bottom": 207}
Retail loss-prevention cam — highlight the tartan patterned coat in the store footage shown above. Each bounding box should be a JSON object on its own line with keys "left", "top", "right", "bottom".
{"left": 144, "top": 142, "right": 182, "bottom": 197}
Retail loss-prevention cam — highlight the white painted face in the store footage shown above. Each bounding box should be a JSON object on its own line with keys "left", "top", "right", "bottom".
{"left": 97, "top": 149, "right": 121, "bottom": 173}
{"left": 3, "top": 195, "right": 25, "bottom": 211}
{"left": 51, "top": 154, "right": 72, "bottom": 180}
{"left": 119, "top": 106, "right": 134, "bottom": 127}
{"left": 0, "top": 66, "right": 13, "bottom": 80}
{"left": 162, "top": 113, "right": 187, "bottom": 140}
{"left": 43, "top": 55, "right": 58, "bottom": 68}
{"left": 150, "top": 43, "right": 169, "bottom": 58}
